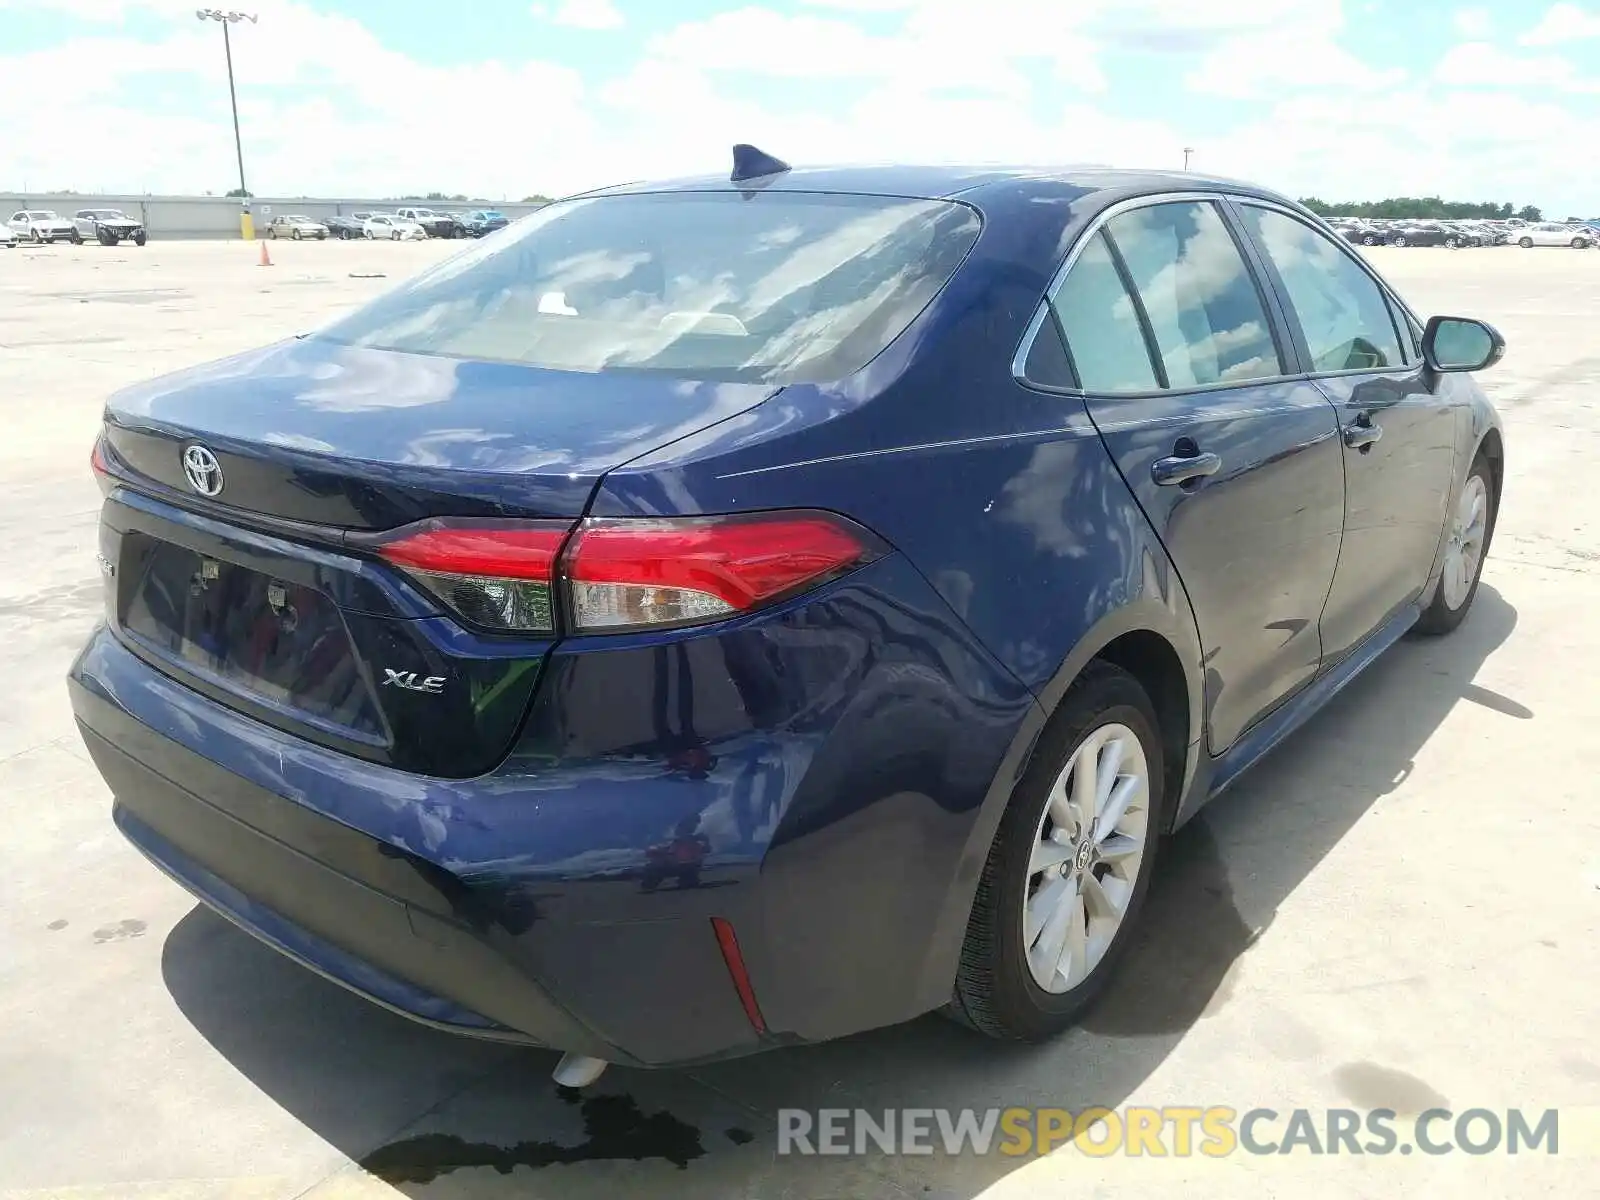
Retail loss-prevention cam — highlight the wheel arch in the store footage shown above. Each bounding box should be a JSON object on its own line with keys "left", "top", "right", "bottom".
{"left": 917, "top": 603, "right": 1205, "bottom": 1014}
{"left": 1475, "top": 426, "right": 1505, "bottom": 507}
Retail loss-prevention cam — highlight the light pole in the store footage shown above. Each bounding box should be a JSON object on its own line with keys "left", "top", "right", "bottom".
{"left": 196, "top": 9, "right": 259, "bottom": 238}
{"left": 1183, "top": 147, "right": 1195, "bottom": 171}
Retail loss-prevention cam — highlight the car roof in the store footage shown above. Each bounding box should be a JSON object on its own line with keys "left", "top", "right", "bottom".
{"left": 577, "top": 163, "right": 1298, "bottom": 211}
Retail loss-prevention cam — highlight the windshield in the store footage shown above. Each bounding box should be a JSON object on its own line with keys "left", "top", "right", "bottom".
{"left": 317, "top": 190, "right": 981, "bottom": 384}
{"left": 29, "top": 211, "right": 59, "bottom": 220}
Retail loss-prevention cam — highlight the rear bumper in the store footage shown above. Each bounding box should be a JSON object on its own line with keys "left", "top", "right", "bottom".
{"left": 70, "top": 635, "right": 753, "bottom": 1066}
{"left": 69, "top": 552, "right": 1037, "bottom": 1064}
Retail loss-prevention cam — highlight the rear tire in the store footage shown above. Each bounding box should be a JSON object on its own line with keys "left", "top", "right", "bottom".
{"left": 1392, "top": 235, "right": 1408, "bottom": 247}
{"left": 1415, "top": 457, "right": 1496, "bottom": 636}
{"left": 1519, "top": 236, "right": 1534, "bottom": 248}
{"left": 950, "top": 662, "right": 1165, "bottom": 1040}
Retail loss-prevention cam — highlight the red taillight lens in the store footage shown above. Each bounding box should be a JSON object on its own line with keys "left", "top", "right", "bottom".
{"left": 371, "top": 511, "right": 877, "bottom": 636}
{"left": 90, "top": 436, "right": 109, "bottom": 477}
{"left": 565, "top": 512, "right": 875, "bottom": 631}
{"left": 376, "top": 520, "right": 573, "bottom": 633}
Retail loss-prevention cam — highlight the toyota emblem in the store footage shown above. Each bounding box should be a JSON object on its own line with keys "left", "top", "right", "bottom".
{"left": 182, "top": 444, "right": 225, "bottom": 497}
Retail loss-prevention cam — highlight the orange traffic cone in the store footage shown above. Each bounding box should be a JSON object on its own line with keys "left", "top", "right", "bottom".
{"left": 258, "top": 240, "right": 272, "bottom": 267}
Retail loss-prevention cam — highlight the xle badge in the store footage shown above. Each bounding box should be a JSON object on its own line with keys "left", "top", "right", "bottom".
{"left": 382, "top": 669, "right": 446, "bottom": 695}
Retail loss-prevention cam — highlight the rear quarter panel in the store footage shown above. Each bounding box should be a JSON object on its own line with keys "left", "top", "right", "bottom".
{"left": 590, "top": 181, "right": 1208, "bottom": 1017}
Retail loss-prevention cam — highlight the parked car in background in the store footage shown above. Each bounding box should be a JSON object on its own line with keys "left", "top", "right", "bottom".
{"left": 324, "top": 214, "right": 367, "bottom": 240}
{"left": 1516, "top": 222, "right": 1592, "bottom": 248}
{"left": 7, "top": 210, "right": 80, "bottom": 244}
{"left": 1440, "top": 223, "right": 1484, "bottom": 248}
{"left": 73, "top": 209, "right": 148, "bottom": 246}
{"left": 266, "top": 215, "right": 329, "bottom": 241}
{"left": 452, "top": 209, "right": 510, "bottom": 238}
{"left": 0, "top": 223, "right": 16, "bottom": 249}
{"left": 1385, "top": 223, "right": 1453, "bottom": 247}
{"left": 394, "top": 207, "right": 459, "bottom": 238}
{"left": 73, "top": 158, "right": 1507, "bottom": 1085}
{"left": 363, "top": 214, "right": 427, "bottom": 241}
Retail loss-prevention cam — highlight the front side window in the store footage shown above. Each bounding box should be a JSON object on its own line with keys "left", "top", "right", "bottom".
{"left": 1241, "top": 206, "right": 1405, "bottom": 373}
{"left": 1103, "top": 201, "right": 1283, "bottom": 388}
{"left": 320, "top": 191, "right": 981, "bottom": 384}
{"left": 1047, "top": 231, "right": 1158, "bottom": 392}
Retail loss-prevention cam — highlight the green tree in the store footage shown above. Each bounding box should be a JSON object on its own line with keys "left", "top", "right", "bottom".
{"left": 1298, "top": 196, "right": 1539, "bottom": 220}
{"left": 225, "top": 187, "right": 252, "bottom": 198}
{"left": 520, "top": 194, "right": 553, "bottom": 205}
{"left": 1516, "top": 204, "right": 1543, "bottom": 221}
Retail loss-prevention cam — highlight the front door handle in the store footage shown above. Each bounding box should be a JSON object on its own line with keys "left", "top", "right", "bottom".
{"left": 1343, "top": 418, "right": 1383, "bottom": 451}
{"left": 1151, "top": 449, "right": 1222, "bottom": 487}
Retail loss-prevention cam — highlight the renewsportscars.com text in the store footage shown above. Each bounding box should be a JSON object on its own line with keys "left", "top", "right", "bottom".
{"left": 777, "top": 1106, "right": 1560, "bottom": 1158}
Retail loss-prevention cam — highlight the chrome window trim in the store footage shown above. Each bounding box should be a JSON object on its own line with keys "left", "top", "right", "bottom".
{"left": 1011, "top": 190, "right": 1426, "bottom": 391}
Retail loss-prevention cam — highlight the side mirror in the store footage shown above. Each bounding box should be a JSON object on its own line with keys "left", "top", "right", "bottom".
{"left": 1422, "top": 315, "right": 1505, "bottom": 373}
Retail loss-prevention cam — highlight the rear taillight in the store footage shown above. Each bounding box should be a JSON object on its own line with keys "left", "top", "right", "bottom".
{"left": 376, "top": 520, "right": 572, "bottom": 634}
{"left": 90, "top": 436, "right": 109, "bottom": 477}
{"left": 373, "top": 511, "right": 877, "bottom": 636}
{"left": 565, "top": 513, "right": 874, "bottom": 631}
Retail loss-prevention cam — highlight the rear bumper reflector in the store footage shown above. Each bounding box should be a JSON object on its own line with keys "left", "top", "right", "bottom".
{"left": 710, "top": 916, "right": 767, "bottom": 1034}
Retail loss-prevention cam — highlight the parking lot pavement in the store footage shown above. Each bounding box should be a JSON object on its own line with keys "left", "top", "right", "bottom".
{"left": 1, "top": 241, "right": 1596, "bottom": 1199}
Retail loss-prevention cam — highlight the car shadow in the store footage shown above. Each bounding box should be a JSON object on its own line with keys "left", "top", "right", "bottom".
{"left": 161, "top": 585, "right": 1520, "bottom": 1198}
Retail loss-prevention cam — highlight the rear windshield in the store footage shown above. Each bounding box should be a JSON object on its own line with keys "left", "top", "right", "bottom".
{"left": 317, "top": 190, "right": 981, "bottom": 383}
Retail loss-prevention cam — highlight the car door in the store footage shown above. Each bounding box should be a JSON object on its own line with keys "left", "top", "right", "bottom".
{"left": 1234, "top": 201, "right": 1459, "bottom": 663}
{"left": 1052, "top": 196, "right": 1346, "bottom": 753}
{"left": 10, "top": 212, "right": 28, "bottom": 236}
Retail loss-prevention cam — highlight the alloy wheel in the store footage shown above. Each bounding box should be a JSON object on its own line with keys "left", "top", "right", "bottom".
{"left": 1441, "top": 474, "right": 1488, "bottom": 610}
{"left": 1022, "top": 722, "right": 1150, "bottom": 994}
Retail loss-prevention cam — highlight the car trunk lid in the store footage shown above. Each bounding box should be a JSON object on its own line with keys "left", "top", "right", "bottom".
{"left": 98, "top": 337, "right": 778, "bottom": 775}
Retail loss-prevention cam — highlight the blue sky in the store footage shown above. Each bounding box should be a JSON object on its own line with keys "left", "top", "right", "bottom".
{"left": 2, "top": 0, "right": 1598, "bottom": 215}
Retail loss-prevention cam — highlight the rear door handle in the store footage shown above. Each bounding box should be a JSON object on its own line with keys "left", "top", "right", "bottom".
{"left": 1343, "top": 419, "right": 1383, "bottom": 450}
{"left": 1151, "top": 450, "right": 1222, "bottom": 487}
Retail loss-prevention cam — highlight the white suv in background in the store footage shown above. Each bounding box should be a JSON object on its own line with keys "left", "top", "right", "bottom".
{"left": 1515, "top": 223, "right": 1592, "bottom": 248}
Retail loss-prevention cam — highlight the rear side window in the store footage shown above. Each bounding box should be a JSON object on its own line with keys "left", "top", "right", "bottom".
{"left": 320, "top": 191, "right": 981, "bottom": 384}
{"left": 1239, "top": 206, "right": 1405, "bottom": 373}
{"left": 1048, "top": 231, "right": 1158, "bottom": 392}
{"left": 1106, "top": 201, "right": 1284, "bottom": 388}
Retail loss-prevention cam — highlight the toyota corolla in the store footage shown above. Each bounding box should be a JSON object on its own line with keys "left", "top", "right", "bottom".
{"left": 69, "top": 149, "right": 1505, "bottom": 1086}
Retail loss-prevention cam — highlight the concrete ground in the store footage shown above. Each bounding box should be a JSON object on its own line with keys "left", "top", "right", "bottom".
{"left": 0, "top": 238, "right": 1596, "bottom": 1199}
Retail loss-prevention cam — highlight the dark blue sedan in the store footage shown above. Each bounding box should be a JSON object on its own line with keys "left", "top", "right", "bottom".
{"left": 70, "top": 151, "right": 1505, "bottom": 1086}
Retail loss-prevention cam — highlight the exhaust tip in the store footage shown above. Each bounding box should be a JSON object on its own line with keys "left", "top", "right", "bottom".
{"left": 552, "top": 1052, "right": 608, "bottom": 1088}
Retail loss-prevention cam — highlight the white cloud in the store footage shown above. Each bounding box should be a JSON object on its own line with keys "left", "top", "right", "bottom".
{"left": 1, "top": 0, "right": 1594, "bottom": 217}
{"left": 1521, "top": 3, "right": 1600, "bottom": 45}
{"left": 545, "top": 0, "right": 625, "bottom": 30}
{"left": 1435, "top": 40, "right": 1600, "bottom": 91}
{"left": 1453, "top": 7, "right": 1493, "bottom": 38}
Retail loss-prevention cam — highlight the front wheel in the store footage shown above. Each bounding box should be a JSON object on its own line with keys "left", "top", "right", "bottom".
{"left": 950, "top": 662, "right": 1164, "bottom": 1040}
{"left": 1445, "top": 237, "right": 1459, "bottom": 248}
{"left": 1416, "top": 458, "right": 1496, "bottom": 636}
{"left": 1572, "top": 238, "right": 1589, "bottom": 249}
{"left": 291, "top": 228, "right": 302, "bottom": 241}
{"left": 391, "top": 229, "right": 401, "bottom": 240}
